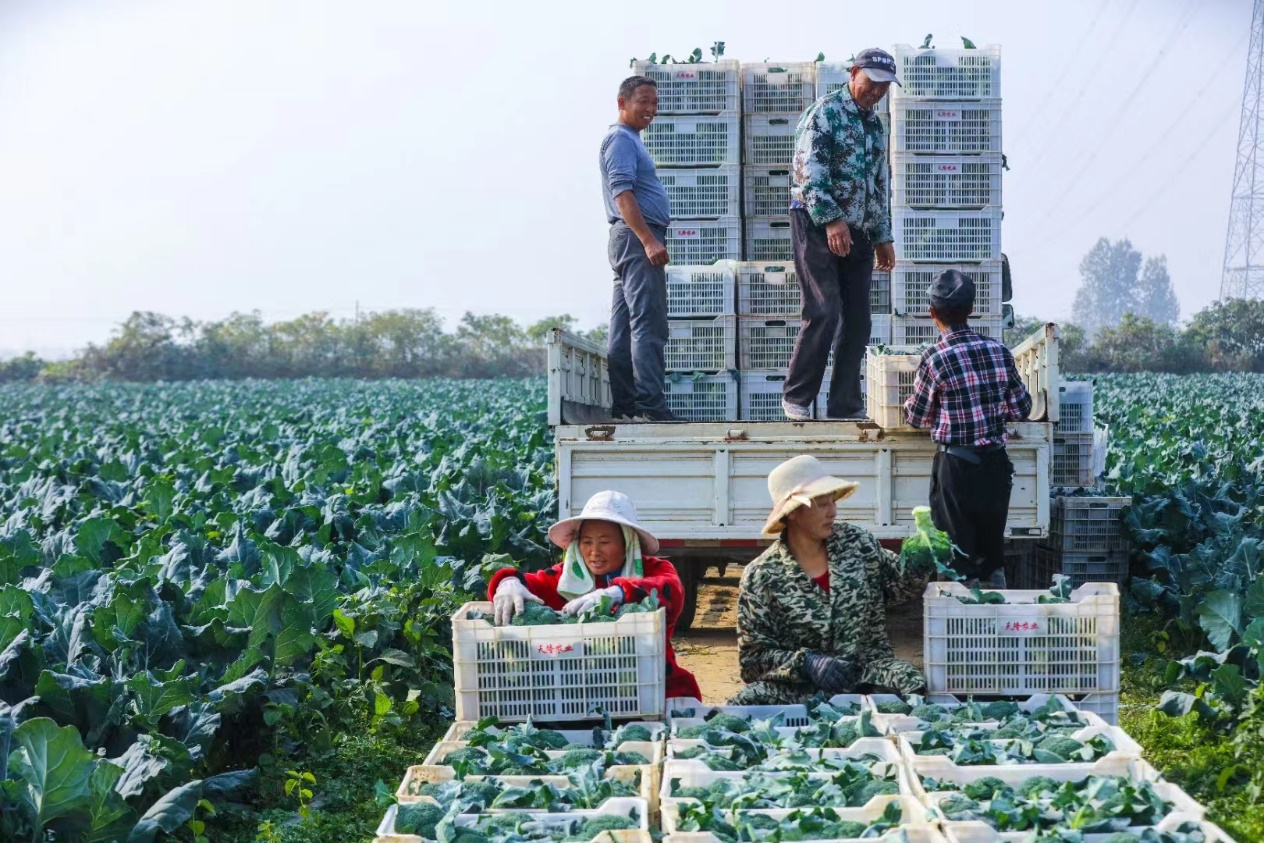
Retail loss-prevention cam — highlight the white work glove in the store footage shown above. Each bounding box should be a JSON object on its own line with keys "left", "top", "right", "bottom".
{"left": 493, "top": 577, "right": 543, "bottom": 626}
{"left": 561, "top": 586, "right": 624, "bottom": 617}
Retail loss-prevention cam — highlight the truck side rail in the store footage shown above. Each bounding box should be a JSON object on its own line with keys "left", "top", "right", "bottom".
{"left": 547, "top": 328, "right": 612, "bottom": 426}
{"left": 1012, "top": 323, "right": 1061, "bottom": 423}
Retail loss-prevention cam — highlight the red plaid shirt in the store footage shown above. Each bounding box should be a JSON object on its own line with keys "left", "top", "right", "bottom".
{"left": 903, "top": 328, "right": 1033, "bottom": 446}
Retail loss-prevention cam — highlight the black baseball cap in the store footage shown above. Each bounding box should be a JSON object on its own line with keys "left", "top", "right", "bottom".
{"left": 927, "top": 269, "right": 976, "bottom": 309}
{"left": 853, "top": 48, "right": 902, "bottom": 86}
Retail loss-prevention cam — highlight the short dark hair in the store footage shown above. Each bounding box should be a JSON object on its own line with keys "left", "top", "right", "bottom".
{"left": 619, "top": 75, "right": 657, "bottom": 100}
{"left": 931, "top": 304, "right": 973, "bottom": 327}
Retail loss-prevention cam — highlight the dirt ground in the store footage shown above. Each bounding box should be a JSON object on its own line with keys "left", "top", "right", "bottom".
{"left": 672, "top": 570, "right": 924, "bottom": 703}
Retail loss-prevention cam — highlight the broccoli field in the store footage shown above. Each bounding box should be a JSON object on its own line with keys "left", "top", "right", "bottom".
{"left": 0, "top": 374, "right": 1263, "bottom": 841}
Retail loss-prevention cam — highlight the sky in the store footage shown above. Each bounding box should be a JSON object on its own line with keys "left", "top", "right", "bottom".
{"left": 0, "top": 0, "right": 1250, "bottom": 359}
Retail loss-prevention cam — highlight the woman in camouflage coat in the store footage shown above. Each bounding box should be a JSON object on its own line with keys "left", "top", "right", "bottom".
{"left": 730, "top": 455, "right": 929, "bottom": 705}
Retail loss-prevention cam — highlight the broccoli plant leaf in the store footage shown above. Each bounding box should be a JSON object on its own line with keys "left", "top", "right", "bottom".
{"left": 1196, "top": 589, "right": 1243, "bottom": 651}
{"left": 9, "top": 717, "right": 99, "bottom": 835}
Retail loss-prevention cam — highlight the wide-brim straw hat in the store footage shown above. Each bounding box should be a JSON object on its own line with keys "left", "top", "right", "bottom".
{"left": 547, "top": 489, "right": 661, "bottom": 555}
{"left": 762, "top": 455, "right": 859, "bottom": 536}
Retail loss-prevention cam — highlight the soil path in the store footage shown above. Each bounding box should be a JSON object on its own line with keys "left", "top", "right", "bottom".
{"left": 672, "top": 569, "right": 924, "bottom": 703}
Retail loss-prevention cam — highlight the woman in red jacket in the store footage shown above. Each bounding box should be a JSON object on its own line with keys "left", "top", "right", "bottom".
{"left": 487, "top": 490, "right": 702, "bottom": 701}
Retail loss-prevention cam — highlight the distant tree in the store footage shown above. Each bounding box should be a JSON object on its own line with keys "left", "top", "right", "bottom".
{"left": 1135, "top": 256, "right": 1180, "bottom": 326}
{"left": 584, "top": 324, "right": 610, "bottom": 346}
{"left": 1004, "top": 315, "right": 1048, "bottom": 349}
{"left": 525, "top": 315, "right": 580, "bottom": 344}
{"left": 0, "top": 352, "right": 45, "bottom": 383}
{"left": 1072, "top": 239, "right": 1143, "bottom": 338}
{"left": 1075, "top": 314, "right": 1205, "bottom": 374}
{"left": 1186, "top": 298, "right": 1264, "bottom": 371}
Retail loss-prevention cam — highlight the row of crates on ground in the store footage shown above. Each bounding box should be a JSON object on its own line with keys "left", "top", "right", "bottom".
{"left": 661, "top": 210, "right": 1003, "bottom": 264}
{"left": 376, "top": 683, "right": 1236, "bottom": 841}
{"left": 1004, "top": 493, "right": 1132, "bottom": 591}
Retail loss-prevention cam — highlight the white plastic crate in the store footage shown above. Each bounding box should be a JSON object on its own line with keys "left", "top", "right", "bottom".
{"left": 891, "top": 153, "right": 1003, "bottom": 209}
{"left": 892, "top": 45, "right": 1002, "bottom": 99}
{"left": 884, "top": 693, "right": 1107, "bottom": 734}
{"left": 891, "top": 100, "right": 1003, "bottom": 155}
{"left": 743, "top": 115, "right": 797, "bottom": 166}
{"left": 896, "top": 725, "right": 1142, "bottom": 774}
{"left": 1072, "top": 692, "right": 1120, "bottom": 726}
{"left": 891, "top": 316, "right": 1004, "bottom": 346}
{"left": 663, "top": 797, "right": 939, "bottom": 843}
{"left": 865, "top": 351, "right": 921, "bottom": 430}
{"left": 659, "top": 166, "right": 741, "bottom": 219}
{"left": 666, "top": 317, "right": 737, "bottom": 372}
{"left": 740, "top": 371, "right": 791, "bottom": 421}
{"left": 440, "top": 721, "right": 667, "bottom": 744}
{"left": 631, "top": 60, "right": 740, "bottom": 114}
{"left": 1032, "top": 546, "right": 1129, "bottom": 591}
{"left": 1052, "top": 433, "right": 1096, "bottom": 487}
{"left": 1056, "top": 381, "right": 1095, "bottom": 433}
{"left": 642, "top": 114, "right": 740, "bottom": 166}
{"left": 923, "top": 582, "right": 1121, "bottom": 698}
{"left": 665, "top": 697, "right": 813, "bottom": 726}
{"left": 891, "top": 262, "right": 1003, "bottom": 316}
{"left": 667, "top": 218, "right": 741, "bottom": 265}
{"left": 737, "top": 262, "right": 800, "bottom": 316}
{"left": 666, "top": 262, "right": 737, "bottom": 318}
{"left": 742, "top": 62, "right": 817, "bottom": 114}
{"left": 377, "top": 798, "right": 651, "bottom": 843}
{"left": 739, "top": 317, "right": 801, "bottom": 370}
{"left": 1049, "top": 495, "right": 1131, "bottom": 554}
{"left": 743, "top": 166, "right": 793, "bottom": 217}
{"left": 871, "top": 270, "right": 892, "bottom": 312}
{"left": 403, "top": 748, "right": 659, "bottom": 802}
{"left": 893, "top": 208, "right": 1003, "bottom": 262}
{"left": 664, "top": 372, "right": 739, "bottom": 421}
{"left": 451, "top": 602, "right": 666, "bottom": 722}
{"left": 1002, "top": 539, "right": 1036, "bottom": 589}
{"left": 944, "top": 818, "right": 1236, "bottom": 843}
{"left": 744, "top": 217, "right": 794, "bottom": 262}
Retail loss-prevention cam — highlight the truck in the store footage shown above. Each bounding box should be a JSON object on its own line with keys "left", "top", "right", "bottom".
{"left": 545, "top": 323, "right": 1066, "bottom": 630}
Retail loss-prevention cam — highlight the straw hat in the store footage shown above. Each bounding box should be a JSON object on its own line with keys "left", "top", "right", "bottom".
{"left": 548, "top": 490, "right": 661, "bottom": 555}
{"left": 761, "top": 455, "right": 859, "bottom": 536}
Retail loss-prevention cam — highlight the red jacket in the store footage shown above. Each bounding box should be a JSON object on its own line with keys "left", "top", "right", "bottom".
{"left": 488, "top": 556, "right": 701, "bottom": 700}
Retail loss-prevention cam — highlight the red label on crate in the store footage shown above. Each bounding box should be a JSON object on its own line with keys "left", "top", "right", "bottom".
{"left": 675, "top": 228, "right": 700, "bottom": 238}
{"left": 534, "top": 642, "right": 581, "bottom": 656}
{"left": 1003, "top": 619, "right": 1042, "bottom": 634}
{"left": 673, "top": 70, "right": 699, "bottom": 81}
{"left": 935, "top": 110, "right": 962, "bottom": 121}
{"left": 936, "top": 164, "right": 960, "bottom": 173}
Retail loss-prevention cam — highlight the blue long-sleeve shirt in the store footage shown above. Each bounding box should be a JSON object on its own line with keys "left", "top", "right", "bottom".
{"left": 599, "top": 124, "right": 672, "bottom": 228}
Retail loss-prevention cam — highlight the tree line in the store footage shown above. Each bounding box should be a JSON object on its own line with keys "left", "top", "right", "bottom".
{"left": 0, "top": 309, "right": 607, "bottom": 383}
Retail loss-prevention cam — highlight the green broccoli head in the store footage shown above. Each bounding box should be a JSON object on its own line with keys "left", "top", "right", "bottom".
{"left": 534, "top": 729, "right": 570, "bottom": 750}
{"left": 611, "top": 751, "right": 650, "bottom": 766}
{"left": 510, "top": 603, "right": 565, "bottom": 626}
{"left": 911, "top": 704, "right": 947, "bottom": 721}
{"left": 705, "top": 712, "right": 751, "bottom": 733}
{"left": 558, "top": 747, "right": 603, "bottom": 769}
{"left": 701, "top": 754, "right": 744, "bottom": 771}
{"left": 1036, "top": 735, "right": 1087, "bottom": 761}
{"left": 962, "top": 776, "right": 1007, "bottom": 801}
{"left": 395, "top": 803, "right": 446, "bottom": 838}
{"left": 846, "top": 779, "right": 899, "bottom": 807}
{"left": 938, "top": 795, "right": 983, "bottom": 820}
{"left": 441, "top": 746, "right": 487, "bottom": 766}
{"left": 981, "top": 701, "right": 1021, "bottom": 720}
{"left": 616, "top": 725, "right": 653, "bottom": 743}
{"left": 821, "top": 821, "right": 868, "bottom": 840}
{"left": 677, "top": 723, "right": 708, "bottom": 739}
{"left": 1017, "top": 776, "right": 1062, "bottom": 798}
{"left": 875, "top": 700, "right": 913, "bottom": 714}
{"left": 569, "top": 815, "right": 638, "bottom": 841}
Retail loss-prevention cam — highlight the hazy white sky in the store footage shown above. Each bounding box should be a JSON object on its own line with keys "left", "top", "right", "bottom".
{"left": 0, "top": 0, "right": 1248, "bottom": 358}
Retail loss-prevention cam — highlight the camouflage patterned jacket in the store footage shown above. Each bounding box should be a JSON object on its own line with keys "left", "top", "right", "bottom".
{"left": 789, "top": 85, "right": 892, "bottom": 243}
{"left": 736, "top": 522, "right": 927, "bottom": 687}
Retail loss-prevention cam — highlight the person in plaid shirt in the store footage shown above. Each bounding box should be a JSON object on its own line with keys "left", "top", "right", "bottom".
{"left": 904, "top": 269, "right": 1033, "bottom": 587}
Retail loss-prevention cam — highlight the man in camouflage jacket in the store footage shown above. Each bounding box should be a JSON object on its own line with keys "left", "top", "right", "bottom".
{"left": 730, "top": 522, "right": 929, "bottom": 705}
{"left": 781, "top": 48, "right": 899, "bottom": 422}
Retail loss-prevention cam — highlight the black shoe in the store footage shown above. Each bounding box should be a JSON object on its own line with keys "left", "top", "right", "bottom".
{"left": 637, "top": 409, "right": 688, "bottom": 423}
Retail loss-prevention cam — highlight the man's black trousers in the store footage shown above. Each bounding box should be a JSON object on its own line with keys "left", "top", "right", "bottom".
{"left": 928, "top": 448, "right": 1015, "bottom": 581}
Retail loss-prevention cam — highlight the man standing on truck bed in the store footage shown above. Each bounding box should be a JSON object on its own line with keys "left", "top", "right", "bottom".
{"left": 782, "top": 49, "right": 899, "bottom": 422}
{"left": 599, "top": 75, "right": 682, "bottom": 423}
{"left": 904, "top": 270, "right": 1033, "bottom": 588}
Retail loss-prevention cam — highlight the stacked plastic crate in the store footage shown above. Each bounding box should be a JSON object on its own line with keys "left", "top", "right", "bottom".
{"left": 888, "top": 45, "right": 1004, "bottom": 346}
{"left": 737, "top": 63, "right": 892, "bottom": 419}
{"left": 635, "top": 60, "right": 742, "bottom": 420}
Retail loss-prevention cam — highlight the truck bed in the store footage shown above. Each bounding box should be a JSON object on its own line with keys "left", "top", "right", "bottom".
{"left": 556, "top": 418, "right": 1051, "bottom": 542}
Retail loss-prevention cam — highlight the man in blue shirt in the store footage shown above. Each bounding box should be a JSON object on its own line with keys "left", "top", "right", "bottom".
{"left": 599, "top": 76, "right": 681, "bottom": 422}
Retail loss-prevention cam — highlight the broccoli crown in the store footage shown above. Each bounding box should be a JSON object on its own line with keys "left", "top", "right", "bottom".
{"left": 448, "top": 828, "right": 491, "bottom": 843}
{"left": 824, "top": 821, "right": 868, "bottom": 841}
{"left": 845, "top": 779, "right": 899, "bottom": 807}
{"left": 442, "top": 746, "right": 486, "bottom": 766}
{"left": 962, "top": 776, "right": 1008, "bottom": 801}
{"left": 875, "top": 700, "right": 913, "bottom": 714}
{"left": 1017, "top": 775, "right": 1062, "bottom": 798}
{"left": 677, "top": 723, "right": 709, "bottom": 739}
{"left": 911, "top": 704, "right": 947, "bottom": 721}
{"left": 1036, "top": 735, "right": 1086, "bottom": 760}
{"left": 536, "top": 730, "right": 571, "bottom": 749}
{"left": 981, "top": 701, "right": 1021, "bottom": 720}
{"left": 611, "top": 751, "right": 650, "bottom": 766}
{"left": 938, "top": 795, "right": 982, "bottom": 820}
{"left": 701, "top": 754, "right": 744, "bottom": 771}
{"left": 617, "top": 725, "right": 653, "bottom": 743}
{"left": 674, "top": 746, "right": 706, "bottom": 760}
{"left": 705, "top": 712, "right": 751, "bottom": 733}
{"left": 568, "top": 815, "right": 638, "bottom": 841}
{"left": 395, "top": 803, "right": 446, "bottom": 838}
{"left": 992, "top": 721, "right": 1032, "bottom": 740}
{"left": 510, "top": 603, "right": 565, "bottom": 626}
{"left": 558, "top": 747, "right": 603, "bottom": 769}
